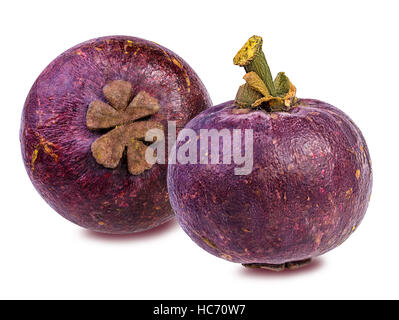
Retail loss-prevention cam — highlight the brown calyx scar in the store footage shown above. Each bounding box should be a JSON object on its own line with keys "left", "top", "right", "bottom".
{"left": 86, "top": 80, "right": 164, "bottom": 175}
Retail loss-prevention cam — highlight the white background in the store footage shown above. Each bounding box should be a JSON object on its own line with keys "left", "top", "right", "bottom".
{"left": 1, "top": 0, "right": 398, "bottom": 299}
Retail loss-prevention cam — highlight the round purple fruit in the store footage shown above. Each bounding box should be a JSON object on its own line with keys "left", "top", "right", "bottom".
{"left": 20, "top": 36, "right": 211, "bottom": 234}
{"left": 167, "top": 36, "right": 372, "bottom": 270}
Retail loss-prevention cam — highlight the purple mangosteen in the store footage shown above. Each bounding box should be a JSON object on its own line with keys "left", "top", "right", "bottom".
{"left": 167, "top": 36, "right": 372, "bottom": 270}
{"left": 20, "top": 36, "right": 212, "bottom": 234}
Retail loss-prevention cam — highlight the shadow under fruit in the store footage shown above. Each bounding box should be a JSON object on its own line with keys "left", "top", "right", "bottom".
{"left": 20, "top": 36, "right": 212, "bottom": 234}
{"left": 167, "top": 36, "right": 372, "bottom": 270}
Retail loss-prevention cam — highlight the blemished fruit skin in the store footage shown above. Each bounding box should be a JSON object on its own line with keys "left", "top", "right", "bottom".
{"left": 20, "top": 36, "right": 212, "bottom": 234}
{"left": 167, "top": 99, "right": 372, "bottom": 265}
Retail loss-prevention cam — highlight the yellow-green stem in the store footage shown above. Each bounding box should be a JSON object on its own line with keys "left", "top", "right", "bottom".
{"left": 233, "top": 36, "right": 276, "bottom": 96}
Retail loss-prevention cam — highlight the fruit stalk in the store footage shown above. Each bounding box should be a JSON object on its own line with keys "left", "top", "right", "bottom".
{"left": 233, "top": 35, "right": 276, "bottom": 96}
{"left": 234, "top": 36, "right": 297, "bottom": 111}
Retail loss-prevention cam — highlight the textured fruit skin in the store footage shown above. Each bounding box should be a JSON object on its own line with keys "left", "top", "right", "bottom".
{"left": 20, "top": 36, "right": 212, "bottom": 234}
{"left": 168, "top": 99, "right": 372, "bottom": 264}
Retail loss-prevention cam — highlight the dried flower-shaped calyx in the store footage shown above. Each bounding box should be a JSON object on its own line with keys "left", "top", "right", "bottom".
{"left": 234, "top": 35, "right": 297, "bottom": 112}
{"left": 86, "top": 80, "right": 163, "bottom": 175}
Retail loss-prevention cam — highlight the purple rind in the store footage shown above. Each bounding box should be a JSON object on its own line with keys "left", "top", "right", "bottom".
{"left": 168, "top": 99, "right": 372, "bottom": 265}
{"left": 20, "top": 36, "right": 212, "bottom": 234}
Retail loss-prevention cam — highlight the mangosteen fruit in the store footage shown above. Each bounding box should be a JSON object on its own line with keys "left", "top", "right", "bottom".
{"left": 167, "top": 36, "right": 372, "bottom": 270}
{"left": 20, "top": 36, "right": 212, "bottom": 234}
